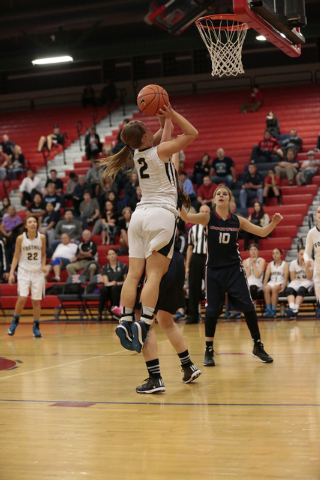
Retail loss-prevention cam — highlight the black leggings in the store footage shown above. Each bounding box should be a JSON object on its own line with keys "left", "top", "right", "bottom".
{"left": 99, "top": 285, "right": 122, "bottom": 314}
{"left": 205, "top": 310, "right": 260, "bottom": 341}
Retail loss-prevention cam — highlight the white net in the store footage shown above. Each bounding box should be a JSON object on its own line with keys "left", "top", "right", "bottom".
{"left": 196, "top": 16, "right": 249, "bottom": 77}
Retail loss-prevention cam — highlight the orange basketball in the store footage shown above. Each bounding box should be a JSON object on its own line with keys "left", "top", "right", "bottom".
{"left": 137, "top": 84, "right": 169, "bottom": 116}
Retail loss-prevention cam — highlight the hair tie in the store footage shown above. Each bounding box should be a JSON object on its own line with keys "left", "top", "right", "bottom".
{"left": 125, "top": 144, "right": 129, "bottom": 148}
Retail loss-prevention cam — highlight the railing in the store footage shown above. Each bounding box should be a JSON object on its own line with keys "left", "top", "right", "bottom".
{"left": 62, "top": 132, "right": 68, "bottom": 165}
{"left": 253, "top": 70, "right": 313, "bottom": 87}
{"left": 41, "top": 148, "right": 51, "bottom": 179}
{"left": 92, "top": 108, "right": 100, "bottom": 126}
{"left": 308, "top": 212, "right": 314, "bottom": 230}
{"left": 76, "top": 120, "right": 84, "bottom": 151}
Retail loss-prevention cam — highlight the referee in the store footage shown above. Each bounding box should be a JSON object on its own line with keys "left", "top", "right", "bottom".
{"left": 185, "top": 204, "right": 210, "bottom": 324}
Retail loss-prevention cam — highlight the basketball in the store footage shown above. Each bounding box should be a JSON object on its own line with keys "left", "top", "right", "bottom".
{"left": 137, "top": 84, "right": 169, "bottom": 116}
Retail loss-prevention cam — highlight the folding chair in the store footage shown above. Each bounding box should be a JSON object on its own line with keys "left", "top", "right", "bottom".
{"left": 82, "top": 274, "right": 106, "bottom": 320}
{"left": 57, "top": 275, "right": 87, "bottom": 321}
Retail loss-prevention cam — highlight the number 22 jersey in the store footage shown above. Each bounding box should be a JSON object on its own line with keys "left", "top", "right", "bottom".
{"left": 19, "top": 232, "right": 43, "bottom": 272}
{"left": 206, "top": 211, "right": 241, "bottom": 269}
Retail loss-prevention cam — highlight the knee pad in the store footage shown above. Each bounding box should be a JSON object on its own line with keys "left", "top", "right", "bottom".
{"left": 297, "top": 286, "right": 308, "bottom": 296}
{"left": 286, "top": 287, "right": 296, "bottom": 297}
{"left": 250, "top": 285, "right": 258, "bottom": 300}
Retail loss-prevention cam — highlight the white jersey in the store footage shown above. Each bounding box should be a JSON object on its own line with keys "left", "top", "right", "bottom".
{"left": 269, "top": 260, "right": 286, "bottom": 285}
{"left": 245, "top": 257, "right": 264, "bottom": 288}
{"left": 19, "top": 232, "right": 42, "bottom": 272}
{"left": 304, "top": 226, "right": 320, "bottom": 266}
{"left": 289, "top": 259, "right": 309, "bottom": 280}
{"left": 133, "top": 146, "right": 177, "bottom": 212}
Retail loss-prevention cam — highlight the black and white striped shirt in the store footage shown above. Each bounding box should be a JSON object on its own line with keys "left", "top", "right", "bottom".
{"left": 188, "top": 224, "right": 207, "bottom": 255}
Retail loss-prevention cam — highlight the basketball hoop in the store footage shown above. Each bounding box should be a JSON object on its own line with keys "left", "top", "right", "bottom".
{"left": 195, "top": 14, "right": 250, "bottom": 77}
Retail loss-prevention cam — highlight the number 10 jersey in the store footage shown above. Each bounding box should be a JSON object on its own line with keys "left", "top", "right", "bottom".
{"left": 19, "top": 232, "right": 43, "bottom": 272}
{"left": 206, "top": 211, "right": 241, "bottom": 269}
{"left": 133, "top": 146, "right": 177, "bottom": 211}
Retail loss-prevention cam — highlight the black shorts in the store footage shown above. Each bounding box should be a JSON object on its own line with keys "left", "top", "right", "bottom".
{"left": 206, "top": 263, "right": 254, "bottom": 318}
{"left": 156, "top": 249, "right": 186, "bottom": 314}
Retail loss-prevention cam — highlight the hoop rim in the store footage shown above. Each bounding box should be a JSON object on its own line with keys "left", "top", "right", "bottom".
{"left": 195, "top": 13, "right": 250, "bottom": 31}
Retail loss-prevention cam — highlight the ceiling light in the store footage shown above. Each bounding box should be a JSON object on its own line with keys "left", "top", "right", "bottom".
{"left": 32, "top": 56, "right": 73, "bottom": 65}
{"left": 256, "top": 35, "right": 266, "bottom": 41}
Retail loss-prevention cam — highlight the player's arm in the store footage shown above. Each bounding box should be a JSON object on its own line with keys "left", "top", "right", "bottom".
{"left": 186, "top": 245, "right": 193, "bottom": 277}
{"left": 280, "top": 262, "right": 289, "bottom": 292}
{"left": 263, "top": 263, "right": 271, "bottom": 287}
{"left": 244, "top": 259, "right": 251, "bottom": 278}
{"left": 254, "top": 258, "right": 265, "bottom": 279}
{"left": 41, "top": 234, "right": 47, "bottom": 272}
{"left": 239, "top": 213, "right": 282, "bottom": 237}
{"left": 289, "top": 267, "right": 295, "bottom": 282}
{"left": 8, "top": 235, "right": 23, "bottom": 284}
{"left": 304, "top": 231, "right": 313, "bottom": 269}
{"left": 153, "top": 117, "right": 174, "bottom": 147}
{"left": 306, "top": 262, "right": 313, "bottom": 281}
{"left": 181, "top": 206, "right": 210, "bottom": 227}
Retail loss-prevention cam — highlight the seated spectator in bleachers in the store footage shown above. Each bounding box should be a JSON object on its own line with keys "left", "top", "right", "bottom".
{"left": 239, "top": 163, "right": 263, "bottom": 208}
{"left": 190, "top": 153, "right": 211, "bottom": 188}
{"left": 244, "top": 244, "right": 265, "bottom": 307}
{"left": 43, "top": 169, "right": 64, "bottom": 196}
{"left": 240, "top": 85, "right": 263, "bottom": 113}
{"left": 92, "top": 200, "right": 117, "bottom": 245}
{"left": 0, "top": 236, "right": 9, "bottom": 283}
{"left": 263, "top": 168, "right": 281, "bottom": 206}
{"left": 124, "top": 172, "right": 139, "bottom": 203}
{"left": 274, "top": 149, "right": 300, "bottom": 186}
{"left": 96, "top": 248, "right": 128, "bottom": 322}
{"left": 129, "top": 186, "right": 142, "bottom": 212}
{"left": 266, "top": 111, "right": 280, "bottom": 138}
{"left": 0, "top": 197, "right": 11, "bottom": 221}
{"left": 78, "top": 190, "right": 100, "bottom": 230}
{"left": 243, "top": 202, "right": 270, "bottom": 250}
{"left": 0, "top": 145, "right": 9, "bottom": 181}
{"left": 118, "top": 207, "right": 132, "bottom": 254}
{"left": 26, "top": 193, "right": 46, "bottom": 220}
{"left": 296, "top": 150, "right": 319, "bottom": 186}
{"left": 37, "top": 124, "right": 64, "bottom": 153}
{"left": 9, "top": 145, "right": 25, "bottom": 180}
{"left": 263, "top": 248, "right": 289, "bottom": 318}
{"left": 44, "top": 233, "right": 78, "bottom": 282}
{"left": 276, "top": 129, "right": 302, "bottom": 158}
{"left": 39, "top": 202, "right": 60, "bottom": 249}
{"left": 178, "top": 171, "right": 197, "bottom": 205}
{"left": 19, "top": 168, "right": 42, "bottom": 206}
{"left": 66, "top": 230, "right": 98, "bottom": 280}
{"left": 1, "top": 134, "right": 15, "bottom": 156}
{"left": 82, "top": 83, "right": 96, "bottom": 108}
{"left": 85, "top": 159, "right": 103, "bottom": 197}
{"left": 85, "top": 126, "right": 102, "bottom": 160}
{"left": 101, "top": 78, "right": 117, "bottom": 107}
{"left": 112, "top": 119, "right": 130, "bottom": 154}
{"left": 99, "top": 175, "right": 119, "bottom": 210}
{"left": 63, "top": 172, "right": 78, "bottom": 205}
{"left": 51, "top": 210, "right": 83, "bottom": 253}
{"left": 210, "top": 148, "right": 235, "bottom": 188}
{"left": 251, "top": 130, "right": 281, "bottom": 163}
{"left": 0, "top": 206, "right": 23, "bottom": 251}
{"left": 286, "top": 248, "right": 313, "bottom": 319}
{"left": 197, "top": 176, "right": 217, "bottom": 209}
{"left": 43, "top": 183, "right": 61, "bottom": 212}
{"left": 72, "top": 175, "right": 92, "bottom": 216}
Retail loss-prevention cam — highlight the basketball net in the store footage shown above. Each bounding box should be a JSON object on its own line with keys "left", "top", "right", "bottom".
{"left": 196, "top": 15, "right": 249, "bottom": 77}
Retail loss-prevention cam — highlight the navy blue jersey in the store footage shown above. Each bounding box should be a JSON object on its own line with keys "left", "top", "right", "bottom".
{"left": 206, "top": 211, "right": 241, "bottom": 269}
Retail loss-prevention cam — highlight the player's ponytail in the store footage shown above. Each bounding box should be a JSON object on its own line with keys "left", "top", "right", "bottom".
{"left": 176, "top": 171, "right": 191, "bottom": 211}
{"left": 101, "top": 121, "right": 146, "bottom": 183}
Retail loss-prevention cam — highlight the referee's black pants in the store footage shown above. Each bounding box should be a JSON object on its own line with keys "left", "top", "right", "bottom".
{"left": 99, "top": 285, "right": 122, "bottom": 314}
{"left": 188, "top": 253, "right": 206, "bottom": 322}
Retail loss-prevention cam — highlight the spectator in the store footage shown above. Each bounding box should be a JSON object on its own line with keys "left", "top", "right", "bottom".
{"left": 0, "top": 206, "right": 23, "bottom": 250}
{"left": 112, "top": 119, "right": 130, "bottom": 154}
{"left": 44, "top": 170, "right": 64, "bottom": 196}
{"left": 101, "top": 78, "right": 117, "bottom": 107}
{"left": 85, "top": 159, "right": 103, "bottom": 197}
{"left": 99, "top": 175, "right": 119, "bottom": 209}
{"left": 39, "top": 202, "right": 60, "bottom": 248}
{"left": 82, "top": 83, "right": 96, "bottom": 108}
{"left": 0, "top": 236, "right": 9, "bottom": 283}
{"left": 276, "top": 129, "right": 302, "bottom": 158}
{"left": 244, "top": 244, "right": 266, "bottom": 306}
{"left": 240, "top": 85, "right": 263, "bottom": 113}
{"left": 210, "top": 148, "right": 236, "bottom": 188}
{"left": 92, "top": 200, "right": 117, "bottom": 245}
{"left": 266, "top": 111, "right": 280, "bottom": 138}
{"left": 178, "top": 171, "right": 197, "bottom": 205}
{"left": 263, "top": 168, "right": 281, "bottom": 206}
{"left": 26, "top": 193, "right": 46, "bottom": 220}
{"left": 285, "top": 248, "right": 313, "bottom": 319}
{"left": 8, "top": 145, "right": 25, "bottom": 180}
{"left": 43, "top": 233, "right": 78, "bottom": 282}
{"left": 263, "top": 248, "right": 289, "bottom": 318}
{"left": 63, "top": 172, "right": 78, "bottom": 204}
{"left": 19, "top": 168, "right": 42, "bottom": 206}
{"left": 124, "top": 172, "right": 139, "bottom": 203}
{"left": 43, "top": 183, "right": 61, "bottom": 212}
{"left": 296, "top": 150, "right": 319, "bottom": 186}
{"left": 118, "top": 207, "right": 132, "bottom": 254}
{"left": 96, "top": 248, "right": 128, "bottom": 322}
{"left": 251, "top": 130, "right": 281, "bottom": 163}
{"left": 72, "top": 175, "right": 92, "bottom": 216}
{"left": 243, "top": 202, "right": 270, "bottom": 250}
{"left": 1, "top": 134, "right": 15, "bottom": 156}
{"left": 51, "top": 210, "right": 83, "bottom": 253}
{"left": 129, "top": 186, "right": 142, "bottom": 212}
{"left": 37, "top": 124, "right": 64, "bottom": 153}
{"left": 78, "top": 190, "right": 100, "bottom": 230}
{"left": 239, "top": 163, "right": 263, "bottom": 208}
{"left": 274, "top": 149, "right": 300, "bottom": 186}
{"left": 197, "top": 176, "right": 217, "bottom": 209}
{"left": 0, "top": 197, "right": 11, "bottom": 221}
{"left": 66, "top": 230, "right": 98, "bottom": 280}
{"left": 0, "top": 145, "right": 9, "bottom": 181}
{"left": 190, "top": 153, "right": 211, "bottom": 188}
{"left": 85, "top": 126, "right": 102, "bottom": 160}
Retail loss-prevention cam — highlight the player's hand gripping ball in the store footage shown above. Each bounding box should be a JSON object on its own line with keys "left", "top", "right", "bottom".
{"left": 137, "top": 84, "right": 169, "bottom": 116}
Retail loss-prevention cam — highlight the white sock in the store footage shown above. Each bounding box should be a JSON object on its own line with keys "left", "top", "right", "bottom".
{"left": 294, "top": 304, "right": 300, "bottom": 312}
{"left": 289, "top": 302, "right": 295, "bottom": 309}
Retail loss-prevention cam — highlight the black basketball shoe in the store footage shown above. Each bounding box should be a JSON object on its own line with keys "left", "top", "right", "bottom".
{"left": 203, "top": 348, "right": 215, "bottom": 366}
{"left": 131, "top": 320, "right": 148, "bottom": 353}
{"left": 115, "top": 321, "right": 134, "bottom": 351}
{"left": 182, "top": 363, "right": 202, "bottom": 383}
{"left": 252, "top": 341, "right": 273, "bottom": 363}
{"left": 136, "top": 377, "right": 166, "bottom": 394}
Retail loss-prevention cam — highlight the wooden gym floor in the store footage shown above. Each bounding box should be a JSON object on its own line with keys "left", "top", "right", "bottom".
{"left": 1, "top": 318, "right": 320, "bottom": 480}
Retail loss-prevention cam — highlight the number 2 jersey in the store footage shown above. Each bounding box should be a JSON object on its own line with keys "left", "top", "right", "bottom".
{"left": 19, "top": 232, "right": 42, "bottom": 272}
{"left": 133, "top": 146, "right": 178, "bottom": 213}
{"left": 206, "top": 211, "right": 241, "bottom": 269}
